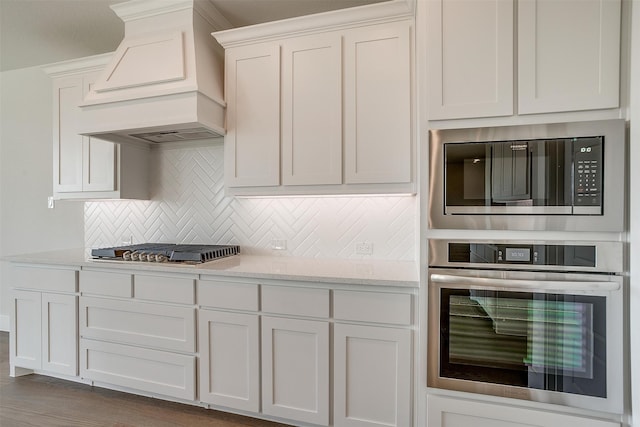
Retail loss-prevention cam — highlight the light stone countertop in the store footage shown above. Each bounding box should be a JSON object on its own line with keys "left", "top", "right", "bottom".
{"left": 4, "top": 249, "right": 419, "bottom": 288}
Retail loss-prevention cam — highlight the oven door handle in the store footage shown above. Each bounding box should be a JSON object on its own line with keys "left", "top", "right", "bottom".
{"left": 430, "top": 274, "right": 620, "bottom": 292}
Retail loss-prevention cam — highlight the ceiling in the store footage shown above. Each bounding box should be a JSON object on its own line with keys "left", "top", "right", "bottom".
{"left": 0, "top": 0, "right": 386, "bottom": 72}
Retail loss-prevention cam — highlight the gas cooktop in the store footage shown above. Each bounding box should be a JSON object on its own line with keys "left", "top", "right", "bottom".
{"left": 91, "top": 243, "right": 240, "bottom": 264}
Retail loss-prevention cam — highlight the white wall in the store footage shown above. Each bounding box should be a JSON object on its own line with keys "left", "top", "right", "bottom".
{"left": 0, "top": 66, "right": 85, "bottom": 330}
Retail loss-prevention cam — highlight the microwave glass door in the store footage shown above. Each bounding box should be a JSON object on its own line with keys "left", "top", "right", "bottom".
{"left": 443, "top": 137, "right": 602, "bottom": 214}
{"left": 439, "top": 288, "right": 606, "bottom": 398}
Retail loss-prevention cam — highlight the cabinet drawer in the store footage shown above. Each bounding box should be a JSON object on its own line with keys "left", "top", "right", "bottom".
{"left": 80, "top": 339, "right": 195, "bottom": 401}
{"left": 79, "top": 296, "right": 196, "bottom": 352}
{"left": 262, "top": 285, "right": 329, "bottom": 318}
{"left": 80, "top": 270, "right": 132, "bottom": 298}
{"left": 198, "top": 279, "right": 259, "bottom": 311}
{"left": 134, "top": 274, "right": 195, "bottom": 305}
{"left": 427, "top": 395, "right": 620, "bottom": 427}
{"left": 334, "top": 290, "right": 412, "bottom": 325}
{"left": 13, "top": 265, "right": 77, "bottom": 293}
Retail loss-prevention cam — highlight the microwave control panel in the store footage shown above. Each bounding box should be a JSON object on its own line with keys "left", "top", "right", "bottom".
{"left": 573, "top": 137, "right": 603, "bottom": 208}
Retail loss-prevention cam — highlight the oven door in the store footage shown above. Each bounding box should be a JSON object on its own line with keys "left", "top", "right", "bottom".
{"left": 427, "top": 268, "right": 623, "bottom": 414}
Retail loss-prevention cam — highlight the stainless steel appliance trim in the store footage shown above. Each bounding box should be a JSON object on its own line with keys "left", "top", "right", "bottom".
{"left": 427, "top": 266, "right": 624, "bottom": 414}
{"left": 428, "top": 239, "right": 624, "bottom": 273}
{"left": 428, "top": 119, "right": 625, "bottom": 231}
{"left": 445, "top": 206, "right": 573, "bottom": 215}
{"left": 430, "top": 273, "right": 620, "bottom": 292}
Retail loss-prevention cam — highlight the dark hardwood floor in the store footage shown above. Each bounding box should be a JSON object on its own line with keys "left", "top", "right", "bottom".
{"left": 0, "top": 332, "right": 290, "bottom": 427}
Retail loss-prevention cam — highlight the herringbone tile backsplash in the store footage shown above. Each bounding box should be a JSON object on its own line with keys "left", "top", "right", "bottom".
{"left": 85, "top": 143, "right": 416, "bottom": 260}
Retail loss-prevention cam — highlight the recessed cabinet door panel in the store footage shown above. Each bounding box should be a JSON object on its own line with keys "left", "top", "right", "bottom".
{"left": 83, "top": 136, "right": 116, "bottom": 192}
{"left": 282, "top": 33, "right": 342, "bottom": 186}
{"left": 80, "top": 339, "right": 196, "bottom": 401}
{"left": 262, "top": 316, "right": 329, "bottom": 425}
{"left": 199, "top": 310, "right": 259, "bottom": 412}
{"left": 225, "top": 43, "right": 280, "bottom": 187}
{"left": 42, "top": 293, "right": 77, "bottom": 376}
{"left": 344, "top": 21, "right": 412, "bottom": 184}
{"left": 518, "top": 0, "right": 621, "bottom": 114}
{"left": 427, "top": 0, "right": 514, "bottom": 119}
{"left": 53, "top": 76, "right": 84, "bottom": 193}
{"left": 11, "top": 290, "right": 42, "bottom": 370}
{"left": 79, "top": 296, "right": 195, "bottom": 352}
{"left": 334, "top": 324, "right": 412, "bottom": 427}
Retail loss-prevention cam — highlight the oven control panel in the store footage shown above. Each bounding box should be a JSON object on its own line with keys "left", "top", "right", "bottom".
{"left": 448, "top": 243, "right": 596, "bottom": 267}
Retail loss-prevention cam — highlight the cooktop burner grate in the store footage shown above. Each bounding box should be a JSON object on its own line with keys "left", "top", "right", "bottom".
{"left": 91, "top": 243, "right": 240, "bottom": 263}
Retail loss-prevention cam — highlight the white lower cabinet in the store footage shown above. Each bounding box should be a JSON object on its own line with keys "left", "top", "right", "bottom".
{"left": 10, "top": 265, "right": 78, "bottom": 377}
{"left": 198, "top": 309, "right": 260, "bottom": 412}
{"left": 334, "top": 324, "right": 412, "bottom": 427}
{"left": 333, "top": 289, "right": 413, "bottom": 427}
{"left": 261, "top": 316, "right": 330, "bottom": 425}
{"left": 260, "top": 284, "right": 331, "bottom": 425}
{"left": 427, "top": 395, "right": 620, "bottom": 427}
{"left": 78, "top": 270, "right": 197, "bottom": 401}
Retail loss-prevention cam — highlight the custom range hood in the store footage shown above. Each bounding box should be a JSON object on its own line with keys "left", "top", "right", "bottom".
{"left": 78, "top": 0, "right": 231, "bottom": 144}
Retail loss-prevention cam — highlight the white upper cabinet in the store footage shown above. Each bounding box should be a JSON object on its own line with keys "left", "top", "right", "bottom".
{"left": 45, "top": 54, "right": 150, "bottom": 200}
{"left": 344, "top": 21, "right": 412, "bottom": 184}
{"left": 518, "top": 0, "right": 621, "bottom": 114}
{"left": 214, "top": 1, "right": 415, "bottom": 195}
{"left": 282, "top": 33, "right": 343, "bottom": 186}
{"left": 426, "top": 0, "right": 621, "bottom": 120}
{"left": 225, "top": 43, "right": 281, "bottom": 188}
{"left": 426, "top": 0, "right": 514, "bottom": 120}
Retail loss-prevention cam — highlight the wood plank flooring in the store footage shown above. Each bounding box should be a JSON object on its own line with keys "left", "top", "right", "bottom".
{"left": 0, "top": 332, "right": 290, "bottom": 427}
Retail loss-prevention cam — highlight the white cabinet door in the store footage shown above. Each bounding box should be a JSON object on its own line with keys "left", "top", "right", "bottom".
{"left": 282, "top": 33, "right": 342, "bottom": 186}
{"left": 11, "top": 290, "right": 77, "bottom": 376}
{"left": 426, "top": 0, "right": 514, "bottom": 119}
{"left": 261, "top": 316, "right": 329, "bottom": 425}
{"left": 225, "top": 43, "right": 281, "bottom": 187}
{"left": 427, "top": 395, "right": 620, "bottom": 427}
{"left": 41, "top": 293, "right": 77, "bottom": 376}
{"left": 52, "top": 71, "right": 117, "bottom": 196}
{"left": 82, "top": 72, "right": 116, "bottom": 192}
{"left": 10, "top": 290, "right": 42, "bottom": 370}
{"left": 344, "top": 21, "right": 412, "bottom": 184}
{"left": 53, "top": 76, "right": 84, "bottom": 193}
{"left": 334, "top": 324, "right": 412, "bottom": 427}
{"left": 518, "top": 0, "right": 621, "bottom": 114}
{"left": 199, "top": 310, "right": 260, "bottom": 412}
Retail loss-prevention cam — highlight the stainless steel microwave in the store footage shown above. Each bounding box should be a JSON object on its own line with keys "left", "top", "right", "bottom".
{"left": 429, "top": 119, "right": 626, "bottom": 231}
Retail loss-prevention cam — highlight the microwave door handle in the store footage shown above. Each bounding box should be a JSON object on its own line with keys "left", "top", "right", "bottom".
{"left": 430, "top": 274, "right": 620, "bottom": 292}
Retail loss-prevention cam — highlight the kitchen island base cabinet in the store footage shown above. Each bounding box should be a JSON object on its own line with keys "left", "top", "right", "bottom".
{"left": 261, "top": 316, "right": 330, "bottom": 426}
{"left": 334, "top": 324, "right": 412, "bottom": 427}
{"left": 426, "top": 395, "right": 620, "bottom": 427}
{"left": 198, "top": 310, "right": 260, "bottom": 412}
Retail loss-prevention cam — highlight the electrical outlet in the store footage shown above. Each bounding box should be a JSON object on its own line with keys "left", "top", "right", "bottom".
{"left": 271, "top": 239, "right": 287, "bottom": 250}
{"left": 47, "top": 196, "right": 55, "bottom": 209}
{"left": 355, "top": 242, "right": 373, "bottom": 255}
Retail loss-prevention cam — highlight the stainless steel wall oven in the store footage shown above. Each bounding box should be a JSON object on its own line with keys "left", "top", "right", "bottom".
{"left": 429, "top": 119, "right": 625, "bottom": 231}
{"left": 427, "top": 239, "right": 624, "bottom": 414}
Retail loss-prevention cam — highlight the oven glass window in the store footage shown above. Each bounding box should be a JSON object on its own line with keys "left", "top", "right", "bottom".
{"left": 440, "top": 289, "right": 606, "bottom": 397}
